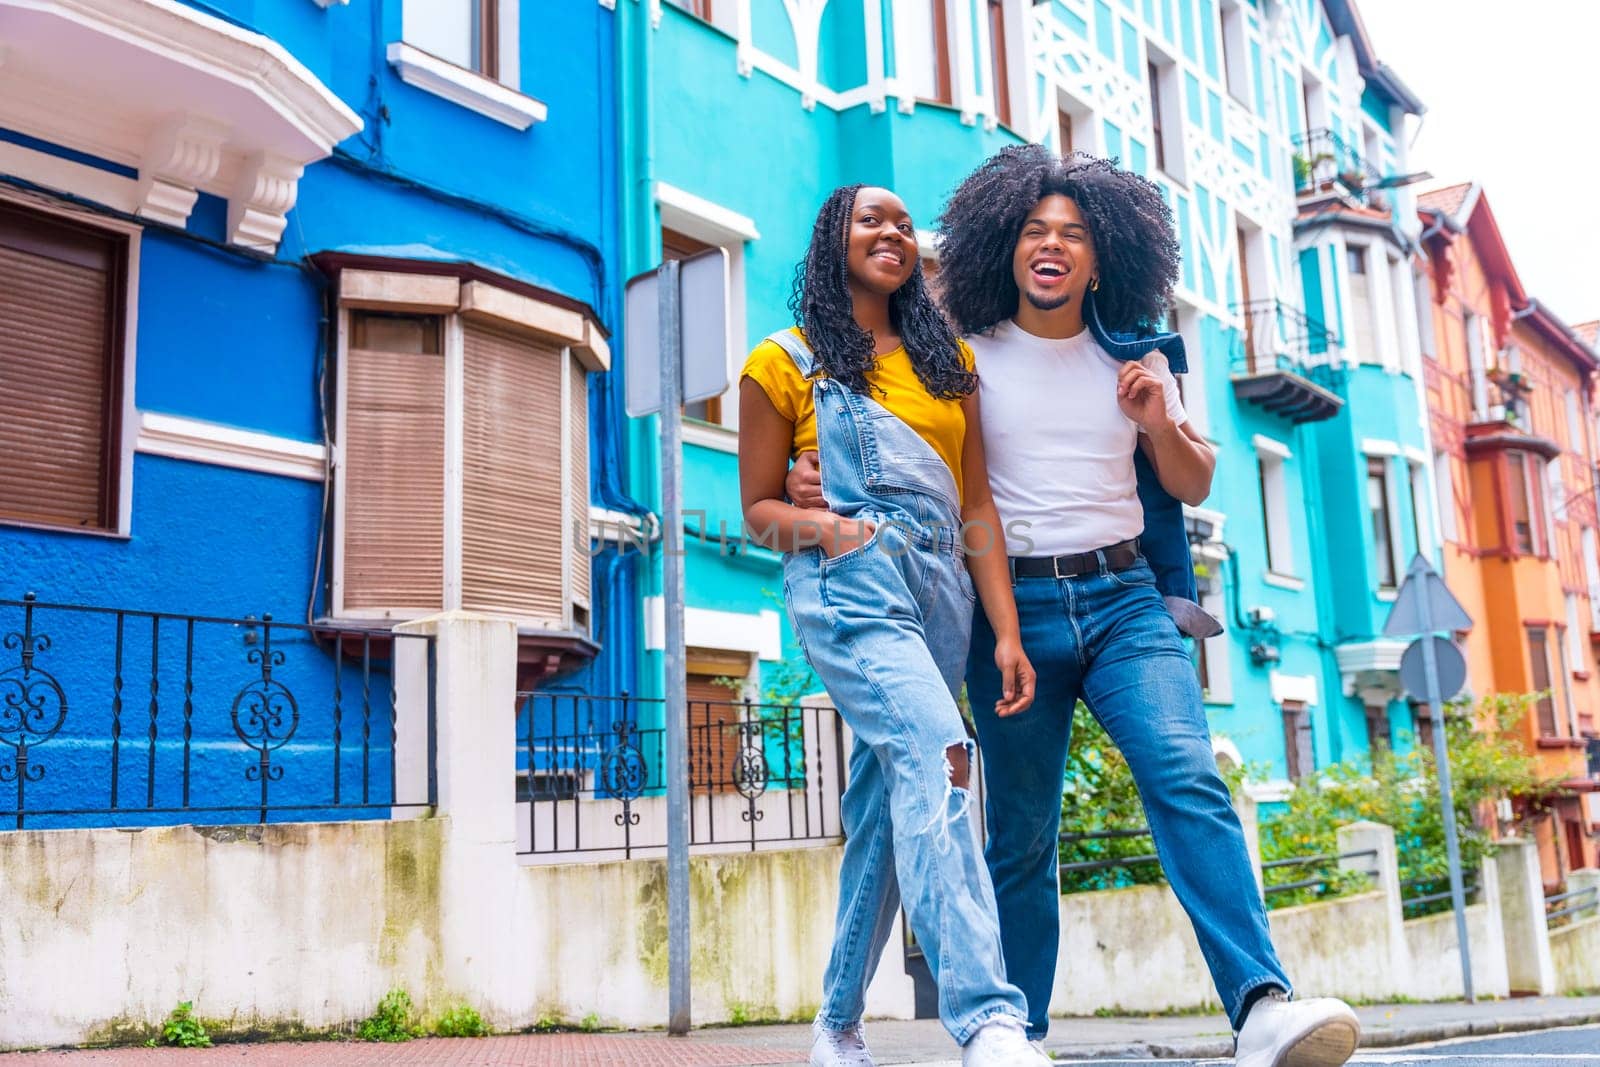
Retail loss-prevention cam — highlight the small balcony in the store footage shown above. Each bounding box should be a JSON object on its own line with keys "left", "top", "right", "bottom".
{"left": 1291, "top": 128, "right": 1388, "bottom": 210}
{"left": 1230, "top": 300, "right": 1344, "bottom": 424}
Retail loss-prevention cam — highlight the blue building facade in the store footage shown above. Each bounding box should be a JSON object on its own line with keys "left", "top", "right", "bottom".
{"left": 0, "top": 0, "right": 636, "bottom": 825}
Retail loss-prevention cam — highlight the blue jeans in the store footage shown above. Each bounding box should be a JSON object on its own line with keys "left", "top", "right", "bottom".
{"left": 966, "top": 556, "right": 1290, "bottom": 1039}
{"left": 770, "top": 328, "right": 1028, "bottom": 1044}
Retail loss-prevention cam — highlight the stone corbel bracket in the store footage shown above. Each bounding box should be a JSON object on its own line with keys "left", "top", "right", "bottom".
{"left": 136, "top": 114, "right": 228, "bottom": 226}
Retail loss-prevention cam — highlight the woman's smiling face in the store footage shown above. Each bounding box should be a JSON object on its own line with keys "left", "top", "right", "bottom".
{"left": 846, "top": 187, "right": 918, "bottom": 297}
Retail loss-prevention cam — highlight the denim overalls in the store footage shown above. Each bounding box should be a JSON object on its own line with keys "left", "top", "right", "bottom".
{"left": 767, "top": 330, "right": 1028, "bottom": 1044}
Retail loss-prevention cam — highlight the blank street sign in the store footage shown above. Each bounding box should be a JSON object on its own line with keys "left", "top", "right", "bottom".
{"left": 624, "top": 247, "right": 731, "bottom": 418}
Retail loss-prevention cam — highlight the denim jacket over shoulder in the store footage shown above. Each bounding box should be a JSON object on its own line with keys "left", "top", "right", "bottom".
{"left": 1082, "top": 292, "right": 1197, "bottom": 607}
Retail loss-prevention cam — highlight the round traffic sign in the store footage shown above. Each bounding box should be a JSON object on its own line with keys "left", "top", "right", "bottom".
{"left": 1398, "top": 636, "right": 1467, "bottom": 703}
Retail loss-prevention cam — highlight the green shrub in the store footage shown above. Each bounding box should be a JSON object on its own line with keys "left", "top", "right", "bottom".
{"left": 358, "top": 989, "right": 420, "bottom": 1042}
{"left": 432, "top": 1003, "right": 490, "bottom": 1038}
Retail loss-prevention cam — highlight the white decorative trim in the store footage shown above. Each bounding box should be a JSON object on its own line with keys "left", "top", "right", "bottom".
{"left": 590, "top": 506, "right": 652, "bottom": 544}
{"left": 1212, "top": 736, "right": 1245, "bottom": 771}
{"left": 1360, "top": 437, "right": 1402, "bottom": 457}
{"left": 656, "top": 181, "right": 760, "bottom": 242}
{"left": 311, "top": 0, "right": 349, "bottom": 7}
{"left": 1403, "top": 445, "right": 1430, "bottom": 465}
{"left": 135, "top": 412, "right": 325, "bottom": 482}
{"left": 683, "top": 420, "right": 738, "bottom": 454}
{"left": 386, "top": 42, "right": 547, "bottom": 130}
{"left": 0, "top": 140, "right": 137, "bottom": 214}
{"left": 135, "top": 114, "right": 227, "bottom": 226}
{"left": 645, "top": 598, "right": 783, "bottom": 661}
{"left": 339, "top": 269, "right": 462, "bottom": 312}
{"left": 1252, "top": 433, "right": 1292, "bottom": 460}
{"left": 0, "top": 0, "right": 360, "bottom": 252}
{"left": 1263, "top": 571, "right": 1305, "bottom": 592}
{"left": 1334, "top": 638, "right": 1409, "bottom": 676}
{"left": 1270, "top": 670, "right": 1319, "bottom": 706}
{"left": 1376, "top": 589, "right": 1398, "bottom": 603}
{"left": 458, "top": 279, "right": 586, "bottom": 344}
{"left": 1245, "top": 779, "right": 1294, "bottom": 804}
{"left": 227, "top": 151, "right": 302, "bottom": 252}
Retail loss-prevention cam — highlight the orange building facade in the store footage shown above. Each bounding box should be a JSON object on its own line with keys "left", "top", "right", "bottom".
{"left": 1419, "top": 183, "right": 1600, "bottom": 886}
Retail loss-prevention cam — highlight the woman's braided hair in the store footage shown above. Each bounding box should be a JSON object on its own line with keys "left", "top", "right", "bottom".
{"left": 937, "top": 146, "right": 1180, "bottom": 336}
{"left": 788, "top": 184, "right": 976, "bottom": 399}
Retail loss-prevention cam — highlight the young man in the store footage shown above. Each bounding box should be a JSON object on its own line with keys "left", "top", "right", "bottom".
{"left": 787, "top": 147, "right": 1360, "bottom": 1067}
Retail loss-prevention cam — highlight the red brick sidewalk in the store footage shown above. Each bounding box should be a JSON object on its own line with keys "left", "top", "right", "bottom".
{"left": 0, "top": 1034, "right": 811, "bottom": 1066}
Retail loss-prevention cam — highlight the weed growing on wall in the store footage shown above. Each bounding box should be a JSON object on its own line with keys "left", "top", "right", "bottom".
{"left": 358, "top": 989, "right": 420, "bottom": 1042}
{"left": 147, "top": 1002, "right": 211, "bottom": 1049}
{"left": 432, "top": 1003, "right": 490, "bottom": 1038}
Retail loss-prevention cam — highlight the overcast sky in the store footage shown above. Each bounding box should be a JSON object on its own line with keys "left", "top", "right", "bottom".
{"left": 1359, "top": 1, "right": 1600, "bottom": 328}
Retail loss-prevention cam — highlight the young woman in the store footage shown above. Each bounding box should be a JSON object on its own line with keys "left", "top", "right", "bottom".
{"left": 738, "top": 185, "right": 1049, "bottom": 1067}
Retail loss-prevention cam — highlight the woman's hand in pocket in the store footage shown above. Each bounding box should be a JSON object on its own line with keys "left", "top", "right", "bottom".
{"left": 992, "top": 638, "right": 1036, "bottom": 717}
{"left": 819, "top": 516, "right": 877, "bottom": 559}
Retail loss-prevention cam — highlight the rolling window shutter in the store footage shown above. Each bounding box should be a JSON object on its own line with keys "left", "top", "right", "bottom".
{"left": 569, "top": 352, "right": 590, "bottom": 614}
{"left": 460, "top": 323, "right": 564, "bottom": 622}
{"left": 0, "top": 207, "right": 119, "bottom": 530}
{"left": 342, "top": 317, "right": 446, "bottom": 611}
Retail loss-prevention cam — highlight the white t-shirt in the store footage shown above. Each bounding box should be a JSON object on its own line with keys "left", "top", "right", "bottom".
{"left": 967, "top": 319, "right": 1187, "bottom": 557}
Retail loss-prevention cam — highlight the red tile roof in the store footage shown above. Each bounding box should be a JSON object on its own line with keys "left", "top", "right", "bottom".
{"left": 1419, "top": 183, "right": 1472, "bottom": 218}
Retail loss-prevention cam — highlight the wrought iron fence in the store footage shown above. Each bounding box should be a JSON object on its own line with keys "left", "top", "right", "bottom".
{"left": 1262, "top": 848, "right": 1378, "bottom": 907}
{"left": 1401, "top": 872, "right": 1482, "bottom": 918}
{"left": 1231, "top": 299, "right": 1343, "bottom": 386}
{"left": 516, "top": 691, "right": 845, "bottom": 858}
{"left": 1546, "top": 885, "right": 1599, "bottom": 928}
{"left": 0, "top": 594, "right": 435, "bottom": 829}
{"left": 1290, "top": 127, "right": 1386, "bottom": 204}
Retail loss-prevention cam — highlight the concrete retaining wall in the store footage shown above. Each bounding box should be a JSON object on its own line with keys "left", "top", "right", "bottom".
{"left": 1550, "top": 917, "right": 1600, "bottom": 995}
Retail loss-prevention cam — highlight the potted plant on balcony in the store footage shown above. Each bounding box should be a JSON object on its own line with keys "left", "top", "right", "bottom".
{"left": 1292, "top": 152, "right": 1312, "bottom": 189}
{"left": 1337, "top": 167, "right": 1367, "bottom": 194}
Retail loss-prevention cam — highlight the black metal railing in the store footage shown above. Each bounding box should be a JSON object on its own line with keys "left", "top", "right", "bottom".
{"left": 0, "top": 594, "right": 436, "bottom": 829}
{"left": 1231, "top": 299, "right": 1343, "bottom": 384}
{"left": 1262, "top": 849, "right": 1378, "bottom": 905}
{"left": 1291, "top": 127, "right": 1385, "bottom": 203}
{"left": 1057, "top": 826, "right": 1167, "bottom": 893}
{"left": 1401, "top": 872, "right": 1482, "bottom": 917}
{"left": 516, "top": 691, "right": 844, "bottom": 858}
{"left": 1546, "top": 885, "right": 1599, "bottom": 927}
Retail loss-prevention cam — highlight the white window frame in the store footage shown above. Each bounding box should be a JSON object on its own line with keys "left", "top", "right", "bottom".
{"left": 1567, "top": 593, "right": 1587, "bottom": 679}
{"left": 1565, "top": 388, "right": 1585, "bottom": 455}
{"left": 1465, "top": 310, "right": 1489, "bottom": 418}
{"left": 1434, "top": 449, "right": 1458, "bottom": 544}
{"left": 0, "top": 190, "right": 141, "bottom": 539}
{"left": 1145, "top": 43, "right": 1188, "bottom": 186}
{"left": 1174, "top": 302, "right": 1210, "bottom": 436}
{"left": 1583, "top": 527, "right": 1600, "bottom": 632}
{"left": 1362, "top": 449, "right": 1402, "bottom": 592}
{"left": 1218, "top": 0, "right": 1253, "bottom": 107}
{"left": 1254, "top": 434, "right": 1295, "bottom": 581}
{"left": 1407, "top": 455, "right": 1431, "bottom": 559}
{"left": 1555, "top": 620, "right": 1580, "bottom": 737}
{"left": 656, "top": 182, "right": 757, "bottom": 437}
{"left": 391, "top": 2, "right": 546, "bottom": 130}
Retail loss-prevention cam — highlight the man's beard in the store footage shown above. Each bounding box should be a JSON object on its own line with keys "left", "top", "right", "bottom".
{"left": 1023, "top": 286, "right": 1076, "bottom": 312}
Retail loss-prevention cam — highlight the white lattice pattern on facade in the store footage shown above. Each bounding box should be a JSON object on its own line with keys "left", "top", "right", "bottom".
{"left": 1029, "top": 4, "right": 1146, "bottom": 153}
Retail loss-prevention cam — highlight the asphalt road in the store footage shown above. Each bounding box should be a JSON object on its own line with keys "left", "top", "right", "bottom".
{"left": 1060, "top": 1023, "right": 1600, "bottom": 1066}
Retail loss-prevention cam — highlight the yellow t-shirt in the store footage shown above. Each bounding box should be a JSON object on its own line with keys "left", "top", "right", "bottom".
{"left": 740, "top": 328, "right": 976, "bottom": 503}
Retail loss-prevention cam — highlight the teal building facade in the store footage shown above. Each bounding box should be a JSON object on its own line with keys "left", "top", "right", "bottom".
{"left": 616, "top": 0, "right": 1434, "bottom": 794}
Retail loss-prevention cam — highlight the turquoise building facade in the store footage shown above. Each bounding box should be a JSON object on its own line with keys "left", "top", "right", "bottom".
{"left": 618, "top": 0, "right": 1434, "bottom": 794}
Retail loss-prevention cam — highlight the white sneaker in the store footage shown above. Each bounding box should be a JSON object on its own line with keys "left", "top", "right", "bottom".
{"left": 809, "top": 1020, "right": 874, "bottom": 1067}
{"left": 1235, "top": 993, "right": 1360, "bottom": 1067}
{"left": 962, "top": 1017, "right": 1051, "bottom": 1067}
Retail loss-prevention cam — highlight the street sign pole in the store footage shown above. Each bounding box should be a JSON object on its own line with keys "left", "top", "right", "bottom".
{"left": 1410, "top": 556, "right": 1475, "bottom": 1003}
{"left": 658, "top": 258, "right": 692, "bottom": 1034}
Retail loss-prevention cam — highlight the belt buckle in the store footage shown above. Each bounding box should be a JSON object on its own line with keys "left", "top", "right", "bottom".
{"left": 1053, "top": 555, "right": 1069, "bottom": 581}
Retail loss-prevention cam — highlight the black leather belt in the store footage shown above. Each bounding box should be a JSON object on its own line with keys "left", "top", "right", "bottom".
{"left": 1012, "top": 538, "right": 1141, "bottom": 579}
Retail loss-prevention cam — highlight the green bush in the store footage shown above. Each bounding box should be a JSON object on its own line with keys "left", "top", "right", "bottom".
{"left": 358, "top": 989, "right": 420, "bottom": 1043}
{"left": 1258, "top": 693, "right": 1557, "bottom": 912}
{"left": 1056, "top": 693, "right": 1559, "bottom": 912}
{"left": 1058, "top": 704, "right": 1167, "bottom": 893}
{"left": 151, "top": 1001, "right": 211, "bottom": 1049}
{"left": 432, "top": 1003, "right": 490, "bottom": 1038}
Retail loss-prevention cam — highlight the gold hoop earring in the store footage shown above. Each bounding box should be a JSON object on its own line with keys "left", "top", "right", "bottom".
{"left": 1090, "top": 277, "right": 1100, "bottom": 291}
